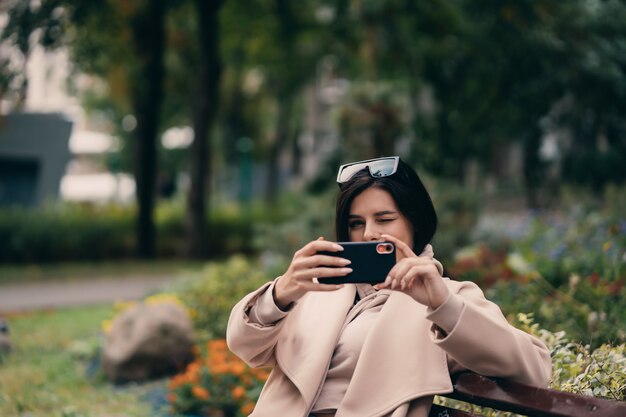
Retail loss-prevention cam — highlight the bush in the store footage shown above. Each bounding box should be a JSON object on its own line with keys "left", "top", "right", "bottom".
{"left": 174, "top": 255, "right": 282, "bottom": 341}
{"left": 447, "top": 245, "right": 625, "bottom": 347}
{"left": 168, "top": 339, "right": 269, "bottom": 417}
{"left": 0, "top": 200, "right": 280, "bottom": 263}
{"left": 450, "top": 190, "right": 626, "bottom": 347}
{"left": 515, "top": 313, "right": 625, "bottom": 401}
{"left": 435, "top": 314, "right": 625, "bottom": 416}
{"left": 0, "top": 203, "right": 135, "bottom": 263}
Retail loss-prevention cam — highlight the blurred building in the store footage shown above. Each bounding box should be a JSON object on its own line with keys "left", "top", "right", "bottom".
{"left": 0, "top": 34, "right": 132, "bottom": 206}
{"left": 0, "top": 112, "right": 72, "bottom": 206}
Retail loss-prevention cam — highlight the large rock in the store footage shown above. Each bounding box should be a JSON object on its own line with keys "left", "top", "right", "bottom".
{"left": 102, "top": 302, "right": 195, "bottom": 383}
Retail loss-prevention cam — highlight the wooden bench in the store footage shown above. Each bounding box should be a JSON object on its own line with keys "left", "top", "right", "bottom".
{"left": 429, "top": 372, "right": 626, "bottom": 417}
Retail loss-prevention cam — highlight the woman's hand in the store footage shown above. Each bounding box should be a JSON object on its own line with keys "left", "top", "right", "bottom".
{"left": 273, "top": 238, "right": 352, "bottom": 310}
{"left": 374, "top": 234, "right": 450, "bottom": 309}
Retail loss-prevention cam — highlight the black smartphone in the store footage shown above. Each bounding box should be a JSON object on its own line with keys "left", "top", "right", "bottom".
{"left": 318, "top": 241, "right": 396, "bottom": 284}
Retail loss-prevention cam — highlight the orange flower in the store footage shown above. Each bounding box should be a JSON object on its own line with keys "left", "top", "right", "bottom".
{"left": 232, "top": 386, "right": 246, "bottom": 401}
{"left": 169, "top": 374, "right": 189, "bottom": 389}
{"left": 230, "top": 361, "right": 246, "bottom": 376}
{"left": 167, "top": 393, "right": 178, "bottom": 403}
{"left": 240, "top": 402, "right": 256, "bottom": 415}
{"left": 192, "top": 386, "right": 211, "bottom": 400}
{"left": 186, "top": 362, "right": 202, "bottom": 383}
{"left": 207, "top": 339, "right": 228, "bottom": 351}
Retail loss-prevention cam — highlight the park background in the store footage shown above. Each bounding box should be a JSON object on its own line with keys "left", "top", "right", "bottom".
{"left": 0, "top": 1, "right": 625, "bottom": 416}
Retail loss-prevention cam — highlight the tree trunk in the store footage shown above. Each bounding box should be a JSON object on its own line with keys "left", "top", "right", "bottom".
{"left": 186, "top": 0, "right": 223, "bottom": 259}
{"left": 131, "top": 0, "right": 165, "bottom": 259}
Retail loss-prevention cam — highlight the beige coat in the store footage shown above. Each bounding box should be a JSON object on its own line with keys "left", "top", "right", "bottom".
{"left": 227, "top": 277, "right": 551, "bottom": 417}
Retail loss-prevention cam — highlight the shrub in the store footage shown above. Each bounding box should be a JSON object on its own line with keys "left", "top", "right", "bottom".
{"left": 449, "top": 195, "right": 626, "bottom": 347}
{"left": 514, "top": 313, "right": 625, "bottom": 401}
{"left": 482, "top": 264, "right": 624, "bottom": 347}
{"left": 174, "top": 256, "right": 282, "bottom": 341}
{"left": 168, "top": 339, "right": 269, "bottom": 417}
{"left": 435, "top": 314, "right": 626, "bottom": 416}
{"left": 0, "top": 203, "right": 134, "bottom": 263}
{"left": 0, "top": 200, "right": 280, "bottom": 263}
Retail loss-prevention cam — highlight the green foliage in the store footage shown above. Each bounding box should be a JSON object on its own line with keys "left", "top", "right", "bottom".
{"left": 174, "top": 256, "right": 279, "bottom": 341}
{"left": 0, "top": 203, "right": 134, "bottom": 263}
{"left": 450, "top": 188, "right": 626, "bottom": 347}
{"left": 0, "top": 201, "right": 276, "bottom": 263}
{"left": 252, "top": 190, "right": 336, "bottom": 259}
{"left": 516, "top": 313, "right": 626, "bottom": 401}
{"left": 514, "top": 210, "right": 625, "bottom": 289}
{"left": 336, "top": 82, "right": 408, "bottom": 160}
{"left": 435, "top": 314, "right": 625, "bottom": 416}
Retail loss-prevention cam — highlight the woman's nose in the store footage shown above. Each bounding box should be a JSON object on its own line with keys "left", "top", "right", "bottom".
{"left": 362, "top": 223, "right": 381, "bottom": 241}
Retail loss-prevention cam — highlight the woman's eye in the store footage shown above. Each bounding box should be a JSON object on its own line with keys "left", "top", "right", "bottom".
{"left": 378, "top": 218, "right": 394, "bottom": 223}
{"left": 349, "top": 221, "right": 364, "bottom": 228}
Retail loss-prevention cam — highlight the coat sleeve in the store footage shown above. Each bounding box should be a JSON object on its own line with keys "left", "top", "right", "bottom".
{"left": 226, "top": 280, "right": 289, "bottom": 368}
{"left": 425, "top": 280, "right": 552, "bottom": 387}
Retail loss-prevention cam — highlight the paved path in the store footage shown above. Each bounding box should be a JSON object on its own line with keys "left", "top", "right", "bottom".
{"left": 0, "top": 275, "right": 174, "bottom": 313}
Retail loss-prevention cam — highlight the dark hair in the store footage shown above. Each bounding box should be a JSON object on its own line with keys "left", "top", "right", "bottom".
{"left": 335, "top": 159, "right": 437, "bottom": 254}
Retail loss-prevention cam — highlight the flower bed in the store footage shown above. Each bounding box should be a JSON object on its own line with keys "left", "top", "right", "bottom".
{"left": 168, "top": 339, "right": 269, "bottom": 417}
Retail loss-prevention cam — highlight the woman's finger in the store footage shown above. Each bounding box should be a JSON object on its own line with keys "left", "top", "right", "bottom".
{"left": 294, "top": 266, "right": 352, "bottom": 281}
{"left": 299, "top": 254, "right": 352, "bottom": 269}
{"left": 298, "top": 239, "right": 344, "bottom": 257}
{"left": 387, "top": 257, "right": 424, "bottom": 283}
{"left": 381, "top": 234, "right": 416, "bottom": 260}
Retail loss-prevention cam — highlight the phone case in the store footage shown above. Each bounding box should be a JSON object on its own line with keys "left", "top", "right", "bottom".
{"left": 318, "top": 241, "right": 396, "bottom": 284}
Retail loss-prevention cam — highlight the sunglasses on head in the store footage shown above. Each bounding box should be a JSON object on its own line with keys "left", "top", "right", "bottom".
{"left": 336, "top": 156, "right": 400, "bottom": 184}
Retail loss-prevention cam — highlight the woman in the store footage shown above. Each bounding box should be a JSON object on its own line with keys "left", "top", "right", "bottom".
{"left": 227, "top": 156, "right": 551, "bottom": 417}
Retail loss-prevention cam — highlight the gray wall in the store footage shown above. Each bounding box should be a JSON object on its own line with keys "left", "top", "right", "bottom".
{"left": 0, "top": 112, "right": 73, "bottom": 206}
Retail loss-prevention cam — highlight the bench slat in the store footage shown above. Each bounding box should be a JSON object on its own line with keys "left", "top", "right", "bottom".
{"left": 429, "top": 404, "right": 480, "bottom": 417}
{"left": 445, "top": 372, "right": 626, "bottom": 417}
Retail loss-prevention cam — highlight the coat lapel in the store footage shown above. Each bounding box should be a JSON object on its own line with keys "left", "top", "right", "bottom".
{"left": 337, "top": 291, "right": 452, "bottom": 417}
{"left": 275, "top": 285, "right": 356, "bottom": 408}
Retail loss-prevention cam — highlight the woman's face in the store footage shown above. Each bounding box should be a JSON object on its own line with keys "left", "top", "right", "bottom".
{"left": 348, "top": 186, "right": 414, "bottom": 247}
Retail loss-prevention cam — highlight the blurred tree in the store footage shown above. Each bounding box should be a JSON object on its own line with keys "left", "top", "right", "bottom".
{"left": 185, "top": 0, "right": 224, "bottom": 258}
{"left": 2, "top": 0, "right": 166, "bottom": 257}
{"left": 344, "top": 0, "right": 626, "bottom": 206}
{"left": 260, "top": 0, "right": 324, "bottom": 204}
{"left": 337, "top": 82, "right": 405, "bottom": 160}
{"left": 557, "top": 0, "right": 626, "bottom": 191}
{"left": 127, "top": 0, "right": 166, "bottom": 258}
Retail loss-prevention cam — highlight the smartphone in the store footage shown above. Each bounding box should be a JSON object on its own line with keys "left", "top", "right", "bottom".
{"left": 318, "top": 241, "right": 396, "bottom": 284}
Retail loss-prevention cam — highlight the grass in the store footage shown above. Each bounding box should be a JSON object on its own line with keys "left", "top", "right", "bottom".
{"left": 0, "top": 305, "right": 169, "bottom": 417}
{"left": 0, "top": 260, "right": 203, "bottom": 284}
